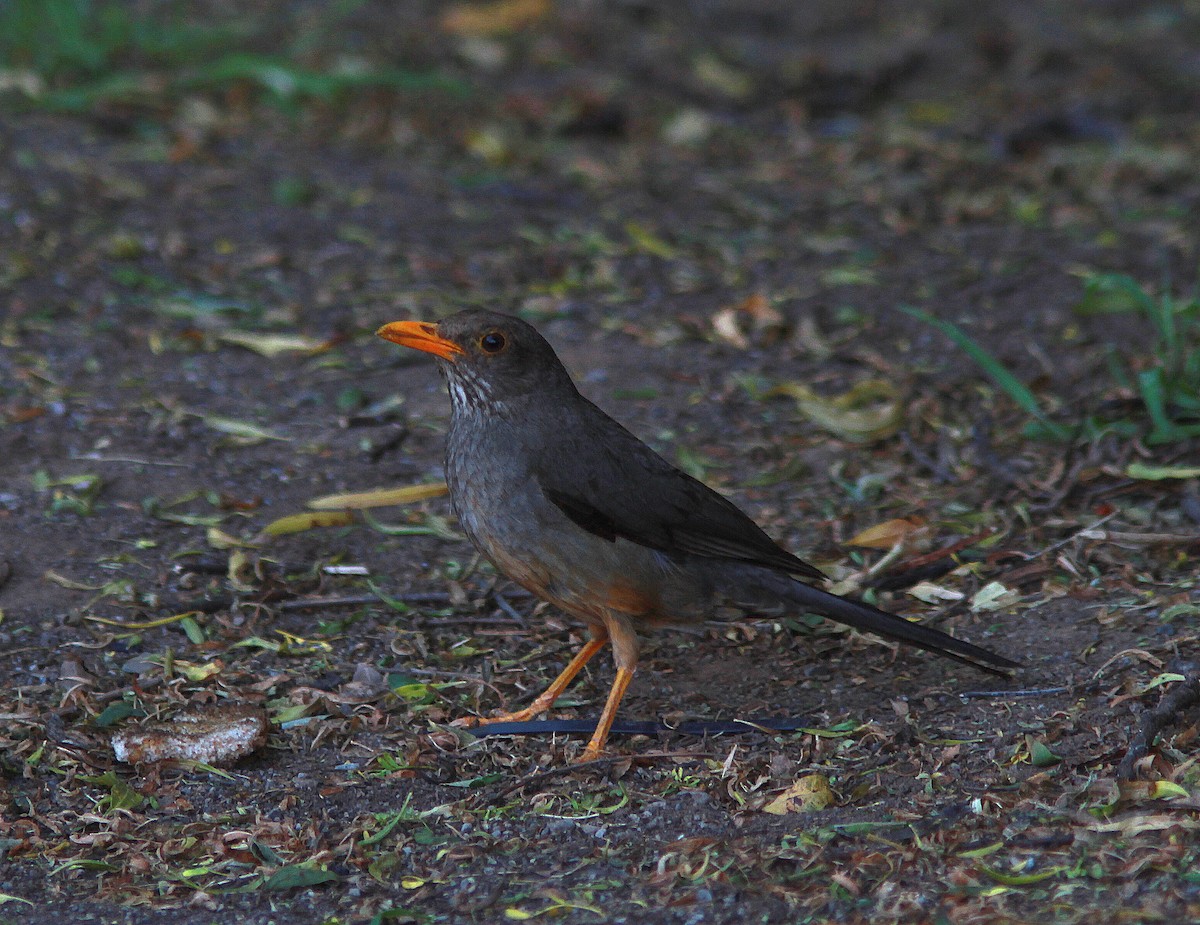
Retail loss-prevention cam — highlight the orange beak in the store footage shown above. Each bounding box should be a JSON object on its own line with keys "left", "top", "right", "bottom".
{"left": 376, "top": 320, "right": 464, "bottom": 361}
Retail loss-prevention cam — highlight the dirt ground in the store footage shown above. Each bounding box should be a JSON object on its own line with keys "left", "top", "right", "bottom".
{"left": 2, "top": 1, "right": 1200, "bottom": 922}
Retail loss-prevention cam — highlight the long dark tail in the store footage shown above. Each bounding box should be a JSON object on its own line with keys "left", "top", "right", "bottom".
{"left": 778, "top": 577, "right": 1019, "bottom": 675}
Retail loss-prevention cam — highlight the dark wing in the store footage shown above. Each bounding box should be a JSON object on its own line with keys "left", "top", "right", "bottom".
{"left": 536, "top": 396, "right": 826, "bottom": 581}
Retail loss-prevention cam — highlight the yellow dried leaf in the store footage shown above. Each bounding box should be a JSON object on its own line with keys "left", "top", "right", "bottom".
{"left": 772, "top": 379, "right": 904, "bottom": 443}
{"left": 1118, "top": 780, "right": 1190, "bottom": 803}
{"left": 712, "top": 293, "right": 785, "bottom": 350}
{"left": 1089, "top": 813, "right": 1200, "bottom": 835}
{"left": 970, "top": 581, "right": 1019, "bottom": 612}
{"left": 307, "top": 482, "right": 448, "bottom": 510}
{"left": 625, "top": 221, "right": 677, "bottom": 258}
{"left": 1148, "top": 780, "right": 1190, "bottom": 800}
{"left": 216, "top": 331, "right": 331, "bottom": 357}
{"left": 174, "top": 659, "right": 224, "bottom": 682}
{"left": 194, "top": 412, "right": 288, "bottom": 443}
{"left": 762, "top": 774, "right": 834, "bottom": 815}
{"left": 847, "top": 517, "right": 925, "bottom": 549}
{"left": 206, "top": 527, "right": 254, "bottom": 549}
{"left": 441, "top": 0, "right": 549, "bottom": 35}
{"left": 262, "top": 511, "right": 356, "bottom": 536}
{"left": 43, "top": 570, "right": 105, "bottom": 591}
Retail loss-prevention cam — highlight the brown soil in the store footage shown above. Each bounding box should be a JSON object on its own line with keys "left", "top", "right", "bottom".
{"left": 2, "top": 2, "right": 1199, "bottom": 923}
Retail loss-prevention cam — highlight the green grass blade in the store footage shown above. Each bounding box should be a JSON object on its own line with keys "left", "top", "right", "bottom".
{"left": 1138, "top": 368, "right": 1178, "bottom": 444}
{"left": 900, "top": 306, "right": 1071, "bottom": 439}
{"left": 1074, "top": 272, "right": 1157, "bottom": 316}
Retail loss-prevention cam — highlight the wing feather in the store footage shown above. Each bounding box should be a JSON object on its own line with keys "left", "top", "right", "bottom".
{"left": 536, "top": 398, "right": 825, "bottom": 582}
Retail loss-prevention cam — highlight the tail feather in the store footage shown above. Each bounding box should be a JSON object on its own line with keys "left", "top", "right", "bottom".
{"left": 780, "top": 578, "right": 1018, "bottom": 675}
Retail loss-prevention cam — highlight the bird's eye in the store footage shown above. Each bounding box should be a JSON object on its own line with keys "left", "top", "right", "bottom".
{"left": 479, "top": 331, "right": 507, "bottom": 354}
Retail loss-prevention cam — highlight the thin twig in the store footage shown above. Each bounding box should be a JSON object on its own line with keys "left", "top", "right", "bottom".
{"left": 1118, "top": 664, "right": 1200, "bottom": 780}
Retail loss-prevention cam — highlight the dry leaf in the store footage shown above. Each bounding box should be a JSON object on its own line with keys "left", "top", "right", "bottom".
{"left": 441, "top": 0, "right": 549, "bottom": 36}
{"left": 191, "top": 411, "right": 288, "bottom": 443}
{"left": 216, "top": 331, "right": 331, "bottom": 357}
{"left": 970, "top": 580, "right": 1019, "bottom": 611}
{"left": 907, "top": 581, "right": 965, "bottom": 603}
{"left": 762, "top": 774, "right": 834, "bottom": 814}
{"left": 712, "top": 307, "right": 749, "bottom": 349}
{"left": 1089, "top": 813, "right": 1199, "bottom": 835}
{"left": 261, "top": 510, "right": 356, "bottom": 536}
{"left": 712, "top": 293, "right": 785, "bottom": 349}
{"left": 1117, "top": 780, "right": 1190, "bottom": 803}
{"left": 625, "top": 221, "right": 677, "bottom": 258}
{"left": 307, "top": 482, "right": 449, "bottom": 511}
{"left": 43, "top": 570, "right": 105, "bottom": 591}
{"left": 206, "top": 526, "right": 255, "bottom": 549}
{"left": 771, "top": 379, "right": 904, "bottom": 443}
{"left": 847, "top": 517, "right": 926, "bottom": 549}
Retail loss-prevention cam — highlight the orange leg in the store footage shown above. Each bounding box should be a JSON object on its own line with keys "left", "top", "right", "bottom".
{"left": 578, "top": 665, "right": 635, "bottom": 763}
{"left": 458, "top": 631, "right": 610, "bottom": 728}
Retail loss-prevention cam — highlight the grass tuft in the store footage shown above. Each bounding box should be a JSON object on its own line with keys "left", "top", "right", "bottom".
{"left": 0, "top": 0, "right": 466, "bottom": 113}
{"left": 903, "top": 274, "right": 1200, "bottom": 444}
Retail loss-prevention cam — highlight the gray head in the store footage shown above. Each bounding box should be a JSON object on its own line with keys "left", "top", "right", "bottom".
{"left": 377, "top": 309, "right": 578, "bottom": 414}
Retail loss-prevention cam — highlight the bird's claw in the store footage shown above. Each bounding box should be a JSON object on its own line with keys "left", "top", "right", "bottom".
{"left": 451, "top": 710, "right": 541, "bottom": 729}
{"left": 576, "top": 745, "right": 606, "bottom": 764}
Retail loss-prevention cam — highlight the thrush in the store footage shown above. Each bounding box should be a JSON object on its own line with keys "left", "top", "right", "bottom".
{"left": 378, "top": 310, "right": 1016, "bottom": 761}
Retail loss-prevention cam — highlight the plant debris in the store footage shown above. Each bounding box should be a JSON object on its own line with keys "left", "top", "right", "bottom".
{"left": 2, "top": 1, "right": 1199, "bottom": 922}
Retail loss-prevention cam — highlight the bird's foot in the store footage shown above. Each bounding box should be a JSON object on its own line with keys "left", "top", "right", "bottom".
{"left": 575, "top": 743, "right": 607, "bottom": 764}
{"left": 452, "top": 712, "right": 614, "bottom": 763}
{"left": 451, "top": 707, "right": 544, "bottom": 729}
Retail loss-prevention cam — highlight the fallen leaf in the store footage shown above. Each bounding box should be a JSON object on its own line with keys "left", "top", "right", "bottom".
{"left": 771, "top": 379, "right": 904, "bottom": 443}
{"left": 625, "top": 221, "right": 678, "bottom": 258}
{"left": 762, "top": 774, "right": 834, "bottom": 814}
{"left": 1117, "top": 780, "right": 1190, "bottom": 803}
{"left": 216, "top": 330, "right": 332, "bottom": 357}
{"left": 971, "top": 581, "right": 1019, "bottom": 611}
{"left": 207, "top": 526, "right": 255, "bottom": 548}
{"left": 441, "top": 0, "right": 549, "bottom": 35}
{"left": 712, "top": 293, "right": 785, "bottom": 349}
{"left": 307, "top": 482, "right": 449, "bottom": 510}
{"left": 847, "top": 517, "right": 926, "bottom": 549}
{"left": 1089, "top": 813, "right": 1199, "bottom": 835}
{"left": 4, "top": 405, "right": 45, "bottom": 424}
{"left": 261, "top": 510, "right": 356, "bottom": 536}
{"left": 712, "top": 307, "right": 749, "bottom": 349}
{"left": 907, "top": 581, "right": 965, "bottom": 603}
{"left": 191, "top": 411, "right": 288, "bottom": 443}
{"left": 692, "top": 52, "right": 754, "bottom": 100}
